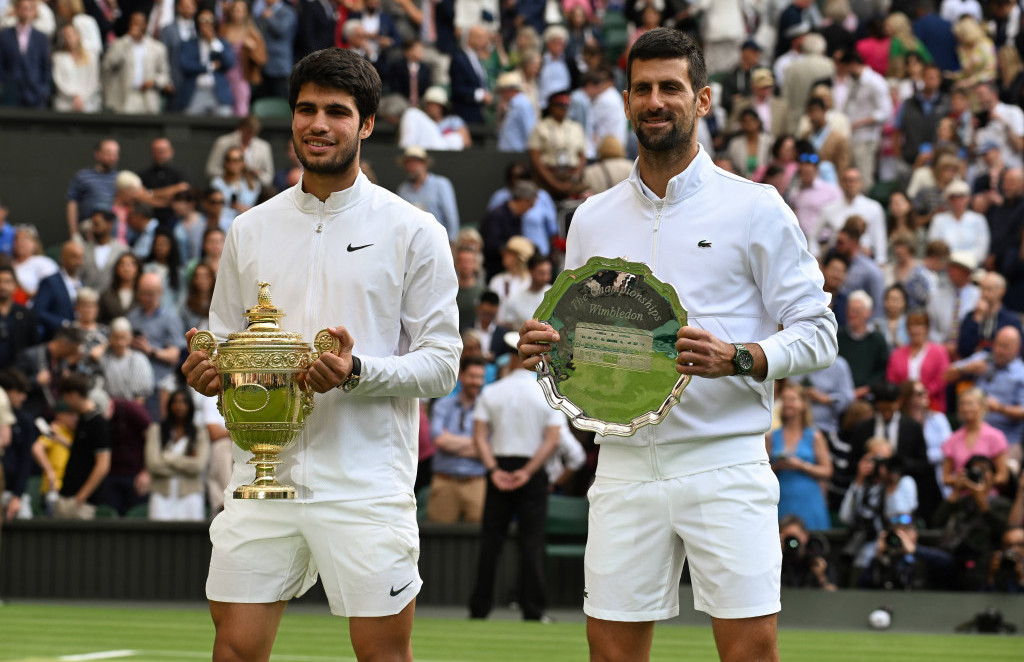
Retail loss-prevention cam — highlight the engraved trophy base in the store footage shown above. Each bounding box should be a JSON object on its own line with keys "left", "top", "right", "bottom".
{"left": 233, "top": 453, "right": 296, "bottom": 499}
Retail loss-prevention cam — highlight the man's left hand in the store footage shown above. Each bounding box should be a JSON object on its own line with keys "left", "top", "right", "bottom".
{"left": 305, "top": 326, "right": 355, "bottom": 393}
{"left": 674, "top": 326, "right": 736, "bottom": 378}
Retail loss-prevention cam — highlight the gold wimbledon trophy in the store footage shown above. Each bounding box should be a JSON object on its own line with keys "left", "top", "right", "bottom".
{"left": 189, "top": 281, "right": 339, "bottom": 499}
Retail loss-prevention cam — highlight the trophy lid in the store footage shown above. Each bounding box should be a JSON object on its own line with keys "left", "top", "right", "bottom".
{"left": 225, "top": 281, "right": 304, "bottom": 344}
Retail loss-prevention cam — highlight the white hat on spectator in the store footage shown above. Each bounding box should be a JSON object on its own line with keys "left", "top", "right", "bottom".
{"left": 943, "top": 179, "right": 971, "bottom": 198}
{"left": 422, "top": 86, "right": 448, "bottom": 106}
{"left": 751, "top": 68, "right": 775, "bottom": 88}
{"left": 496, "top": 71, "right": 524, "bottom": 90}
{"left": 949, "top": 251, "right": 977, "bottom": 271}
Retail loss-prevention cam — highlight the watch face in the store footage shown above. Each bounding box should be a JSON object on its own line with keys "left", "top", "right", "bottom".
{"left": 739, "top": 351, "right": 754, "bottom": 371}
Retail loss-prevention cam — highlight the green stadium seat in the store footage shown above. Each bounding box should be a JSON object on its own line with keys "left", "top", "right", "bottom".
{"left": 126, "top": 503, "right": 149, "bottom": 518}
{"left": 545, "top": 494, "right": 588, "bottom": 558}
{"left": 602, "top": 10, "right": 629, "bottom": 65}
{"left": 93, "top": 504, "right": 119, "bottom": 519}
{"left": 25, "top": 475, "right": 44, "bottom": 517}
{"left": 415, "top": 485, "right": 430, "bottom": 523}
{"left": 251, "top": 97, "right": 292, "bottom": 119}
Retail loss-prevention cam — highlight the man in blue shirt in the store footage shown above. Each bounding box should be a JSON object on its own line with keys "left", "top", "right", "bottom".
{"left": 66, "top": 139, "right": 120, "bottom": 238}
{"left": 127, "top": 273, "right": 185, "bottom": 420}
{"left": 427, "top": 355, "right": 488, "bottom": 523}
{"left": 952, "top": 325, "right": 1024, "bottom": 447}
{"left": 396, "top": 146, "right": 460, "bottom": 242}
{"left": 496, "top": 71, "right": 536, "bottom": 153}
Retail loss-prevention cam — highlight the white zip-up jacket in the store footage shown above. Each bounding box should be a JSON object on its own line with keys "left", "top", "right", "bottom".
{"left": 210, "top": 172, "right": 461, "bottom": 501}
{"left": 565, "top": 146, "right": 837, "bottom": 481}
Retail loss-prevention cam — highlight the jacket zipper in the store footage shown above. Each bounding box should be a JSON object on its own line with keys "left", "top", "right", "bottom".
{"left": 648, "top": 199, "right": 665, "bottom": 480}
{"left": 302, "top": 206, "right": 326, "bottom": 494}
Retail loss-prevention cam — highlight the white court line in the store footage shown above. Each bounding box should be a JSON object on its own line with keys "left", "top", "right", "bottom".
{"left": 139, "top": 651, "right": 469, "bottom": 662}
{"left": 59, "top": 652, "right": 137, "bottom": 661}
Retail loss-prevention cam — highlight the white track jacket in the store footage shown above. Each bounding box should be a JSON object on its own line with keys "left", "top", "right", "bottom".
{"left": 565, "top": 147, "right": 838, "bottom": 480}
{"left": 210, "top": 172, "right": 461, "bottom": 501}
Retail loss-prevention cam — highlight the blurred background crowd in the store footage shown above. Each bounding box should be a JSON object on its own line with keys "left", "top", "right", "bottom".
{"left": 2, "top": 0, "right": 1024, "bottom": 598}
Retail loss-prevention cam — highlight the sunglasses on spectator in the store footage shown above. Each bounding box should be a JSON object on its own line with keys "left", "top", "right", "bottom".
{"left": 798, "top": 153, "right": 820, "bottom": 164}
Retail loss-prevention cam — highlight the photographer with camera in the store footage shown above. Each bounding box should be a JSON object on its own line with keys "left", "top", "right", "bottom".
{"left": 987, "top": 527, "right": 1024, "bottom": 593}
{"left": 780, "top": 515, "right": 837, "bottom": 591}
{"left": 868, "top": 513, "right": 921, "bottom": 590}
{"left": 935, "top": 454, "right": 1012, "bottom": 591}
{"left": 839, "top": 437, "right": 919, "bottom": 586}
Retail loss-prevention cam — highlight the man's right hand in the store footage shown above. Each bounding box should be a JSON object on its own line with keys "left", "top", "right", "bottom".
{"left": 182, "top": 328, "right": 221, "bottom": 397}
{"left": 518, "top": 319, "right": 559, "bottom": 370}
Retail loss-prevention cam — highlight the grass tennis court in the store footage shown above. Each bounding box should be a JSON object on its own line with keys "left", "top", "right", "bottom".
{"left": 1, "top": 603, "right": 1020, "bottom": 661}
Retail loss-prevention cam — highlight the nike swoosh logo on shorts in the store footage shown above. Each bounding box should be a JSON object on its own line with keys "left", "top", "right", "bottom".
{"left": 347, "top": 243, "right": 373, "bottom": 252}
{"left": 390, "top": 580, "right": 414, "bottom": 596}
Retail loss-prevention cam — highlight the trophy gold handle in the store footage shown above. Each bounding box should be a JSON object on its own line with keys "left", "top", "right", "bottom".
{"left": 189, "top": 330, "right": 219, "bottom": 366}
{"left": 311, "top": 328, "right": 341, "bottom": 362}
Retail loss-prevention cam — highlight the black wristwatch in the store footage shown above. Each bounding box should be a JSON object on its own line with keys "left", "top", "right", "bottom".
{"left": 339, "top": 355, "right": 361, "bottom": 392}
{"left": 732, "top": 343, "right": 753, "bottom": 376}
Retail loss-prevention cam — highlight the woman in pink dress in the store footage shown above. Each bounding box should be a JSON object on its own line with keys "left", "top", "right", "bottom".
{"left": 941, "top": 387, "right": 1010, "bottom": 493}
{"left": 886, "top": 310, "right": 950, "bottom": 412}
{"left": 219, "top": 0, "right": 266, "bottom": 117}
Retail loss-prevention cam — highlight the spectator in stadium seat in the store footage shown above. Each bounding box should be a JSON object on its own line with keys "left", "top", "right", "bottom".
{"left": 427, "top": 355, "right": 488, "bottom": 523}
{"left": 583, "top": 135, "right": 634, "bottom": 196}
{"left": 396, "top": 146, "right": 460, "bottom": 243}
{"left": 955, "top": 272, "right": 1021, "bottom": 360}
{"left": 52, "top": 373, "right": 109, "bottom": 520}
{"left": 834, "top": 218, "right": 886, "bottom": 323}
{"left": 911, "top": 1, "right": 959, "bottom": 74}
{"left": 66, "top": 138, "right": 119, "bottom": 238}
{"left": 0, "top": 368, "right": 34, "bottom": 522}
{"left": 822, "top": 253, "right": 849, "bottom": 328}
{"left": 837, "top": 50, "right": 892, "bottom": 188}
{"left": 837, "top": 290, "right": 889, "bottom": 399}
{"left": 51, "top": 23, "right": 101, "bottom": 112}
{"left": 98, "top": 252, "right": 140, "bottom": 324}
{"left": 801, "top": 96, "right": 850, "bottom": 181}
{"left": 103, "top": 393, "right": 152, "bottom": 516}
{"left": 790, "top": 146, "right": 842, "bottom": 249}
{"left": 480, "top": 190, "right": 536, "bottom": 285}
{"left": 145, "top": 388, "right": 209, "bottom": 521}
{"left": 127, "top": 272, "right": 185, "bottom": 420}
{"left": 886, "top": 310, "right": 950, "bottom": 416}
{"left": 896, "top": 64, "right": 949, "bottom": 166}
{"left": 0, "top": 266, "right": 38, "bottom": 371}
{"left": 178, "top": 9, "right": 235, "bottom": 118}
{"left": 528, "top": 90, "right": 585, "bottom": 200}
{"left": 449, "top": 24, "right": 493, "bottom": 125}
{"left": 33, "top": 241, "right": 84, "bottom": 340}
{"left": 928, "top": 179, "right": 990, "bottom": 268}
{"left": 537, "top": 25, "right": 578, "bottom": 111}
{"left": 99, "top": 316, "right": 153, "bottom": 404}
{"left": 496, "top": 70, "right": 536, "bottom": 153}
{"left": 972, "top": 81, "right": 1024, "bottom": 170}
{"left": 159, "top": 0, "right": 197, "bottom": 111}
{"left": 942, "top": 389, "right": 1011, "bottom": 492}
{"left": 219, "top": 0, "right": 265, "bottom": 118}
{"left": 927, "top": 250, "right": 979, "bottom": 353}
{"left": 819, "top": 167, "right": 888, "bottom": 265}
{"left": 885, "top": 230, "right": 933, "bottom": 311}
{"left": 497, "top": 253, "right": 551, "bottom": 330}
{"left": 720, "top": 39, "right": 761, "bottom": 117}
{"left": 80, "top": 209, "right": 128, "bottom": 294}
{"left": 730, "top": 67, "right": 790, "bottom": 139}
{"left": 253, "top": 0, "right": 296, "bottom": 100}
{"left": 0, "top": 0, "right": 51, "bottom": 108}
{"left": 949, "top": 16, "right": 997, "bottom": 89}
{"left": 101, "top": 12, "right": 172, "bottom": 114}
{"left": 725, "top": 108, "right": 773, "bottom": 179}
{"left": 205, "top": 115, "right": 274, "bottom": 189}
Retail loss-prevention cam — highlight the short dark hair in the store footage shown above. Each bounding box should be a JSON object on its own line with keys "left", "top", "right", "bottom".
{"left": 806, "top": 97, "right": 826, "bottom": 111}
{"left": 527, "top": 253, "right": 551, "bottom": 270}
{"left": 58, "top": 372, "right": 91, "bottom": 397}
{"left": 0, "top": 264, "right": 17, "bottom": 286}
{"left": 0, "top": 367, "right": 29, "bottom": 393}
{"left": 289, "top": 48, "right": 382, "bottom": 124}
{"left": 53, "top": 325, "right": 85, "bottom": 345}
{"left": 965, "top": 454, "right": 996, "bottom": 475}
{"left": 871, "top": 381, "right": 902, "bottom": 403}
{"left": 460, "top": 355, "right": 488, "bottom": 373}
{"left": 91, "top": 208, "right": 115, "bottom": 223}
{"left": 478, "top": 290, "right": 500, "bottom": 307}
{"left": 626, "top": 27, "right": 707, "bottom": 94}
{"left": 779, "top": 514, "right": 807, "bottom": 532}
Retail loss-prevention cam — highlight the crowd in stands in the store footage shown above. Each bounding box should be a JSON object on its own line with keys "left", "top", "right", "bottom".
{"left": 3, "top": 0, "right": 1024, "bottom": 597}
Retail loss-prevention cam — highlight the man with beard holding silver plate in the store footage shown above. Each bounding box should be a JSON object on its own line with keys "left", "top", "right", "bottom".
{"left": 182, "top": 48, "right": 460, "bottom": 662}
{"left": 519, "top": 28, "right": 837, "bottom": 662}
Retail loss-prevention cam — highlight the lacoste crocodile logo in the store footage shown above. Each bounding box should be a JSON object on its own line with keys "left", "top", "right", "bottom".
{"left": 698, "top": 240, "right": 712, "bottom": 248}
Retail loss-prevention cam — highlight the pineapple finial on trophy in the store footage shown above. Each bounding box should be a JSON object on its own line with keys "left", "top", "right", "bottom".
{"left": 257, "top": 280, "right": 273, "bottom": 308}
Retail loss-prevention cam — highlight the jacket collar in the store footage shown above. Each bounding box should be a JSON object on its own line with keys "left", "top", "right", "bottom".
{"left": 628, "top": 144, "right": 714, "bottom": 206}
{"left": 292, "top": 170, "right": 368, "bottom": 215}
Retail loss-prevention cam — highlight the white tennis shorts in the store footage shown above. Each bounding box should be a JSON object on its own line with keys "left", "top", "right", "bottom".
{"left": 206, "top": 493, "right": 422, "bottom": 617}
{"left": 583, "top": 461, "right": 782, "bottom": 621}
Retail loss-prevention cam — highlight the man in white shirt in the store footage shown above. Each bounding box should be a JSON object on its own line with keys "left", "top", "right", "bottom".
{"left": 818, "top": 167, "right": 888, "bottom": 264}
{"left": 927, "top": 250, "right": 981, "bottom": 350}
{"left": 973, "top": 81, "right": 1024, "bottom": 170}
{"left": 497, "top": 253, "right": 551, "bottom": 329}
{"left": 928, "top": 179, "right": 990, "bottom": 267}
{"left": 582, "top": 67, "right": 627, "bottom": 163}
{"left": 469, "top": 344, "right": 561, "bottom": 621}
{"left": 839, "top": 51, "right": 892, "bottom": 188}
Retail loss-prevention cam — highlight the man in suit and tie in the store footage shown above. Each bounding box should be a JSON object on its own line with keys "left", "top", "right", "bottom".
{"left": 0, "top": 0, "right": 51, "bottom": 108}
{"left": 449, "top": 24, "right": 492, "bottom": 125}
{"left": 389, "top": 38, "right": 432, "bottom": 107}
{"left": 159, "top": 0, "right": 197, "bottom": 111}
{"left": 34, "top": 241, "right": 85, "bottom": 341}
{"left": 842, "top": 382, "right": 942, "bottom": 525}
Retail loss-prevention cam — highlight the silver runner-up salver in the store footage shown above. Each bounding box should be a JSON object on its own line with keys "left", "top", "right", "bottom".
{"left": 533, "top": 256, "right": 690, "bottom": 436}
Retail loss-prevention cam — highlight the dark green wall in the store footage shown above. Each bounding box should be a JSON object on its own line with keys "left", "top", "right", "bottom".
{"left": 0, "top": 109, "right": 521, "bottom": 249}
